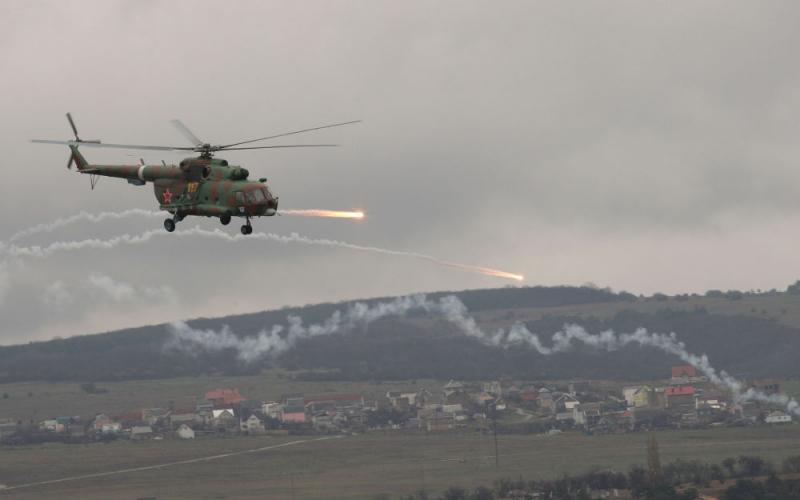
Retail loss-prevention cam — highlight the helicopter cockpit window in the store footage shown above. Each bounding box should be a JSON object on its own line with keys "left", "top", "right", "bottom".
{"left": 247, "top": 189, "right": 266, "bottom": 203}
{"left": 235, "top": 192, "right": 245, "bottom": 205}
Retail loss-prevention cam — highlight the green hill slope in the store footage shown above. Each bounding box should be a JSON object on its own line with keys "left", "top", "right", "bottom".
{"left": 2, "top": 286, "right": 800, "bottom": 383}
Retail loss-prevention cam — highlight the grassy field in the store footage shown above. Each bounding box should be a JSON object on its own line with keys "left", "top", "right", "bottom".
{"left": 1, "top": 426, "right": 799, "bottom": 499}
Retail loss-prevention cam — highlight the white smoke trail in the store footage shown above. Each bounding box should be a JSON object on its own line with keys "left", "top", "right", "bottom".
{"left": 7, "top": 209, "right": 163, "bottom": 242}
{"left": 0, "top": 226, "right": 523, "bottom": 281}
{"left": 166, "top": 294, "right": 800, "bottom": 416}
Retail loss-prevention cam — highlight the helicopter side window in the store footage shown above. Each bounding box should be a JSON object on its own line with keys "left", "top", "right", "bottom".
{"left": 235, "top": 192, "right": 245, "bottom": 205}
{"left": 183, "top": 164, "right": 205, "bottom": 182}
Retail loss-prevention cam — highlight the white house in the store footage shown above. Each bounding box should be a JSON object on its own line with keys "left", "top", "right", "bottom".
{"left": 622, "top": 386, "right": 640, "bottom": 407}
{"left": 765, "top": 411, "right": 792, "bottom": 424}
{"left": 101, "top": 422, "right": 122, "bottom": 434}
{"left": 130, "top": 426, "right": 154, "bottom": 439}
{"left": 176, "top": 424, "right": 195, "bottom": 439}
{"left": 262, "top": 402, "right": 282, "bottom": 419}
{"left": 241, "top": 414, "right": 266, "bottom": 434}
{"left": 555, "top": 393, "right": 580, "bottom": 411}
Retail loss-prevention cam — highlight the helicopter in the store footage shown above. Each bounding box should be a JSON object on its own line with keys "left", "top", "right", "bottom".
{"left": 31, "top": 114, "right": 360, "bottom": 235}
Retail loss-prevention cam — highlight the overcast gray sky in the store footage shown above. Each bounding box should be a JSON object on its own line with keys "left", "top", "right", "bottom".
{"left": 2, "top": 0, "right": 800, "bottom": 343}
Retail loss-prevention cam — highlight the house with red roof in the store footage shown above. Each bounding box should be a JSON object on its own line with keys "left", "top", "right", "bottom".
{"left": 281, "top": 406, "right": 307, "bottom": 424}
{"left": 671, "top": 365, "right": 697, "bottom": 380}
{"left": 666, "top": 385, "right": 695, "bottom": 412}
{"left": 204, "top": 388, "right": 246, "bottom": 407}
{"left": 304, "top": 394, "right": 364, "bottom": 413}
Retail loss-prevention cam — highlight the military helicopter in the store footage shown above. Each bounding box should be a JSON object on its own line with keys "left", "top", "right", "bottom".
{"left": 32, "top": 114, "right": 359, "bottom": 234}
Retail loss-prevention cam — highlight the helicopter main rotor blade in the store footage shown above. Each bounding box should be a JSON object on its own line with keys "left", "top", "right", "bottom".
{"left": 220, "top": 120, "right": 361, "bottom": 149}
{"left": 66, "top": 112, "right": 79, "bottom": 140}
{"left": 30, "top": 139, "right": 193, "bottom": 151}
{"left": 170, "top": 119, "right": 204, "bottom": 147}
{"left": 220, "top": 144, "right": 340, "bottom": 151}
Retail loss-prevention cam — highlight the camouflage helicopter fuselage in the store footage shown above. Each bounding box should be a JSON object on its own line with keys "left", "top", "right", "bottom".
{"left": 69, "top": 145, "right": 277, "bottom": 231}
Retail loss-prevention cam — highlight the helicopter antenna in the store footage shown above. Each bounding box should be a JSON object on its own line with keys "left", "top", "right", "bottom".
{"left": 219, "top": 120, "right": 362, "bottom": 149}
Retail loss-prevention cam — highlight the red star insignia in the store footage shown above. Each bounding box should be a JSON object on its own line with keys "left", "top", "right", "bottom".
{"left": 162, "top": 189, "right": 173, "bottom": 204}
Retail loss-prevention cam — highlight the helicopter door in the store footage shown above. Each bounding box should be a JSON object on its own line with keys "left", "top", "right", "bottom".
{"left": 235, "top": 192, "right": 246, "bottom": 213}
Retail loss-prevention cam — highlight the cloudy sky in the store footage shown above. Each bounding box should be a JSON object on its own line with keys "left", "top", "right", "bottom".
{"left": 2, "top": 1, "right": 800, "bottom": 343}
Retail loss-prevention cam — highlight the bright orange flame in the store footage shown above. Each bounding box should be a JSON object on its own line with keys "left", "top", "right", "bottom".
{"left": 282, "top": 209, "right": 365, "bottom": 219}
{"left": 437, "top": 260, "right": 525, "bottom": 282}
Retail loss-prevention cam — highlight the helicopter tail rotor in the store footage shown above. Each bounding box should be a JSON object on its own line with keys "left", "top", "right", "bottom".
{"left": 61, "top": 113, "right": 100, "bottom": 169}
{"left": 66, "top": 113, "right": 79, "bottom": 169}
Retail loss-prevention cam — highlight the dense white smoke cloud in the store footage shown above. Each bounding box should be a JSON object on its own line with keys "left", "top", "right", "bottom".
{"left": 167, "top": 294, "right": 800, "bottom": 416}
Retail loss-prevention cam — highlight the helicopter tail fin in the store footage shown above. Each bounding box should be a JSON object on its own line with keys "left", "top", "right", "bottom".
{"left": 68, "top": 145, "right": 90, "bottom": 171}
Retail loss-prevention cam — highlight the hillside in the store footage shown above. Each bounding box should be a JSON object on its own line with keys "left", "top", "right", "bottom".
{"left": 2, "top": 285, "right": 800, "bottom": 383}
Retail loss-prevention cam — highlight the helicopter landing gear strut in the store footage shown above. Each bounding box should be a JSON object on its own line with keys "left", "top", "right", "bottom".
{"left": 241, "top": 217, "right": 253, "bottom": 235}
{"left": 164, "top": 213, "right": 183, "bottom": 233}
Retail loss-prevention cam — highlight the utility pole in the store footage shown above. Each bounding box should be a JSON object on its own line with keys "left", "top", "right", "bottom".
{"left": 647, "top": 434, "right": 663, "bottom": 487}
{"left": 490, "top": 401, "right": 499, "bottom": 469}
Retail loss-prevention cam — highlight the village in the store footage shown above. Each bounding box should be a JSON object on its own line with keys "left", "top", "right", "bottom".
{"left": 0, "top": 365, "right": 794, "bottom": 446}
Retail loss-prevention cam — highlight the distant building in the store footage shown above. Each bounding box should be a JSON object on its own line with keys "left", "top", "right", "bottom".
{"left": 130, "top": 426, "right": 154, "bottom": 440}
{"left": 0, "top": 419, "right": 18, "bottom": 439}
{"left": 537, "top": 388, "right": 554, "bottom": 411}
{"left": 141, "top": 408, "right": 169, "bottom": 426}
{"left": 750, "top": 379, "right": 781, "bottom": 396}
{"left": 622, "top": 386, "right": 640, "bottom": 407}
{"left": 204, "top": 388, "right": 246, "bottom": 407}
{"left": 262, "top": 402, "right": 282, "bottom": 419}
{"left": 765, "top": 411, "right": 792, "bottom": 424}
{"left": 520, "top": 390, "right": 538, "bottom": 406}
{"left": 281, "top": 406, "right": 307, "bottom": 424}
{"left": 93, "top": 414, "right": 114, "bottom": 431}
{"left": 417, "top": 406, "right": 456, "bottom": 431}
{"left": 696, "top": 394, "right": 728, "bottom": 411}
{"left": 169, "top": 412, "right": 197, "bottom": 429}
{"left": 101, "top": 422, "right": 122, "bottom": 434}
{"left": 282, "top": 394, "right": 305, "bottom": 407}
{"left": 40, "top": 419, "right": 65, "bottom": 433}
{"left": 482, "top": 381, "right": 502, "bottom": 396}
{"left": 304, "top": 394, "right": 364, "bottom": 413}
{"left": 387, "top": 390, "right": 429, "bottom": 410}
{"left": 211, "top": 408, "right": 236, "bottom": 428}
{"left": 671, "top": 365, "right": 697, "bottom": 379}
{"left": 666, "top": 386, "right": 695, "bottom": 412}
{"left": 632, "top": 386, "right": 653, "bottom": 408}
{"left": 555, "top": 393, "right": 580, "bottom": 411}
{"left": 241, "top": 414, "right": 266, "bottom": 434}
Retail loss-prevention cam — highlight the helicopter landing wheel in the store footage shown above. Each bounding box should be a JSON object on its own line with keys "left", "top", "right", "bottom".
{"left": 164, "top": 218, "right": 176, "bottom": 233}
{"left": 240, "top": 224, "right": 252, "bottom": 235}
{"left": 220, "top": 214, "right": 231, "bottom": 226}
